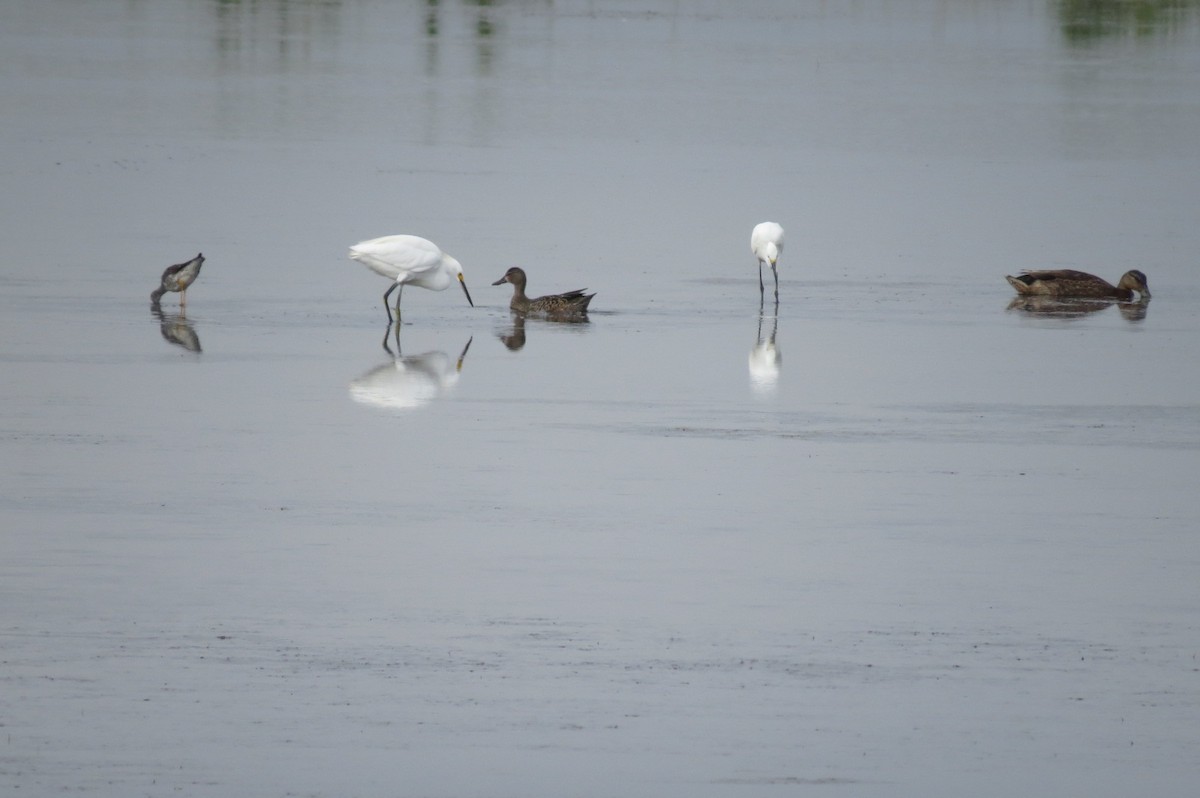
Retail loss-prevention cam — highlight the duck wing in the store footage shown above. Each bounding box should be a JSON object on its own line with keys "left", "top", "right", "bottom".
{"left": 1018, "top": 269, "right": 1100, "bottom": 283}
{"left": 546, "top": 288, "right": 591, "bottom": 300}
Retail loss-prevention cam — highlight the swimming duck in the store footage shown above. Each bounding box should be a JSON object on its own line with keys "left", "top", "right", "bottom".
{"left": 1005, "top": 269, "right": 1150, "bottom": 300}
{"left": 492, "top": 267, "right": 595, "bottom": 314}
{"left": 151, "top": 253, "right": 205, "bottom": 307}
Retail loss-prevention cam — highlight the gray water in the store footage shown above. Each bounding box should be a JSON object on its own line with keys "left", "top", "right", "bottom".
{"left": 2, "top": 1, "right": 1199, "bottom": 796}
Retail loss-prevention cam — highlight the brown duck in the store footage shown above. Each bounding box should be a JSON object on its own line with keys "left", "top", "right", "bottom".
{"left": 492, "top": 267, "right": 595, "bottom": 314}
{"left": 1005, "top": 269, "right": 1150, "bottom": 300}
{"left": 151, "top": 253, "right": 205, "bottom": 306}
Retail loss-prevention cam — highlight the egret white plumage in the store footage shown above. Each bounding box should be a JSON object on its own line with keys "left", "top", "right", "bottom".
{"left": 349, "top": 335, "right": 473, "bottom": 412}
{"left": 750, "top": 222, "right": 784, "bottom": 301}
{"left": 348, "top": 234, "right": 474, "bottom": 322}
{"left": 748, "top": 312, "right": 781, "bottom": 394}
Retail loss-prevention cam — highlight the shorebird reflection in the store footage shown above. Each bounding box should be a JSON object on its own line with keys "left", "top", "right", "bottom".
{"left": 749, "top": 302, "right": 781, "bottom": 394}
{"left": 349, "top": 324, "right": 472, "bottom": 412}
{"left": 151, "top": 305, "right": 202, "bottom": 353}
{"left": 1006, "top": 296, "right": 1150, "bottom": 323}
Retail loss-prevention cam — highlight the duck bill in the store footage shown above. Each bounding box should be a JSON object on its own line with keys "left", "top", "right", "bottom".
{"left": 491, "top": 276, "right": 508, "bottom": 286}
{"left": 459, "top": 274, "right": 474, "bottom": 307}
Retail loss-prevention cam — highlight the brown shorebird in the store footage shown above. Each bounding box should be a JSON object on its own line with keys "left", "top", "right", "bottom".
{"left": 151, "top": 253, "right": 204, "bottom": 307}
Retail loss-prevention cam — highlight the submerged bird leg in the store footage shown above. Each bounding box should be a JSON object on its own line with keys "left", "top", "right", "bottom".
{"left": 382, "top": 321, "right": 400, "bottom": 356}
{"left": 382, "top": 282, "right": 401, "bottom": 323}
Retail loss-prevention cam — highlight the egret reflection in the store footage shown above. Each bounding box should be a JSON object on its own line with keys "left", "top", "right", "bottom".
{"left": 349, "top": 325, "right": 472, "bottom": 412}
{"left": 151, "top": 305, "right": 202, "bottom": 353}
{"left": 1006, "top": 296, "right": 1150, "bottom": 323}
{"left": 749, "top": 304, "right": 781, "bottom": 394}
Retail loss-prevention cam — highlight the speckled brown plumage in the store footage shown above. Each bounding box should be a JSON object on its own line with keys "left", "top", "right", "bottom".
{"left": 1005, "top": 269, "right": 1150, "bottom": 300}
{"left": 492, "top": 267, "right": 595, "bottom": 314}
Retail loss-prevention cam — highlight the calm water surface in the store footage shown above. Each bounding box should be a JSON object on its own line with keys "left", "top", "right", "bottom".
{"left": 2, "top": 1, "right": 1199, "bottom": 796}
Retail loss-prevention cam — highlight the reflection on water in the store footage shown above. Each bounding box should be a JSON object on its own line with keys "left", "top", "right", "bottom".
{"left": 748, "top": 305, "right": 781, "bottom": 395}
{"left": 494, "top": 312, "right": 590, "bottom": 352}
{"left": 1056, "top": 0, "right": 1200, "bottom": 43}
{"left": 1007, "top": 295, "right": 1151, "bottom": 322}
{"left": 496, "top": 314, "right": 527, "bottom": 351}
{"left": 151, "top": 306, "right": 202, "bottom": 353}
{"left": 349, "top": 326, "right": 472, "bottom": 412}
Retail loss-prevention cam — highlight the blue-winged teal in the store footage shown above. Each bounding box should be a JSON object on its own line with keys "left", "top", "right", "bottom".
{"left": 751, "top": 222, "right": 785, "bottom": 301}
{"left": 492, "top": 267, "right": 595, "bottom": 314}
{"left": 349, "top": 234, "right": 474, "bottom": 322}
{"left": 151, "top": 253, "right": 204, "bottom": 306}
{"left": 1005, "top": 269, "right": 1150, "bottom": 300}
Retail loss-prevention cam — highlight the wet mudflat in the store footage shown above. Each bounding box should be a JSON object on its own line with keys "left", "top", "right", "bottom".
{"left": 2, "top": 2, "right": 1199, "bottom": 796}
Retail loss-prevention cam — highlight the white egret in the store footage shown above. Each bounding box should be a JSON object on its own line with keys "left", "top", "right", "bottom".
{"left": 349, "top": 234, "right": 474, "bottom": 322}
{"left": 151, "top": 253, "right": 204, "bottom": 307}
{"left": 748, "top": 312, "right": 781, "bottom": 394}
{"left": 349, "top": 334, "right": 473, "bottom": 412}
{"left": 750, "top": 222, "right": 784, "bottom": 301}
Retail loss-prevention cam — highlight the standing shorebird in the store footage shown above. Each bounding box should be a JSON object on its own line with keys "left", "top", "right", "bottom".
{"left": 349, "top": 234, "right": 474, "bottom": 322}
{"left": 751, "top": 222, "right": 784, "bottom": 302}
{"left": 151, "top": 253, "right": 204, "bottom": 307}
{"left": 1005, "top": 269, "right": 1151, "bottom": 300}
{"left": 491, "top": 267, "right": 595, "bottom": 315}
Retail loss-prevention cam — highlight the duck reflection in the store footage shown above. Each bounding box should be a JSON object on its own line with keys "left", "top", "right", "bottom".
{"left": 494, "top": 311, "right": 590, "bottom": 352}
{"left": 497, "top": 313, "right": 527, "bottom": 351}
{"left": 349, "top": 324, "right": 473, "bottom": 412}
{"left": 151, "top": 305, "right": 202, "bottom": 353}
{"left": 749, "top": 302, "right": 781, "bottom": 394}
{"left": 1006, "top": 296, "right": 1150, "bottom": 323}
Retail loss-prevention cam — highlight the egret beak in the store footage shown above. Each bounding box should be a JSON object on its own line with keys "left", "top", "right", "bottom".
{"left": 459, "top": 273, "right": 474, "bottom": 307}
{"left": 457, "top": 336, "right": 473, "bottom": 371}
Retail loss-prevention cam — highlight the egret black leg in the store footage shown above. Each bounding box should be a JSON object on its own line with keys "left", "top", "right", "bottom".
{"left": 382, "top": 321, "right": 401, "bottom": 356}
{"left": 758, "top": 262, "right": 765, "bottom": 297}
{"left": 382, "top": 282, "right": 399, "bottom": 323}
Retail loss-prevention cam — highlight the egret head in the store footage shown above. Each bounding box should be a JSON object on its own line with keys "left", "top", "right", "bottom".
{"left": 764, "top": 242, "right": 779, "bottom": 267}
